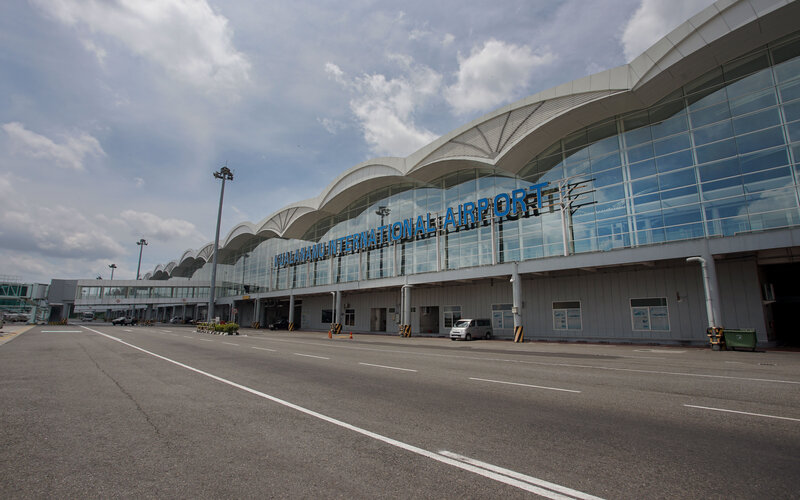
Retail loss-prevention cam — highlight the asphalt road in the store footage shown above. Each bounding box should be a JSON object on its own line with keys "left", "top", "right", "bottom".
{"left": 1, "top": 325, "right": 798, "bottom": 498}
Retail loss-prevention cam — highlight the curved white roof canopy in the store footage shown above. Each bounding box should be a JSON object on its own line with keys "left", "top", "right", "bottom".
{"left": 157, "top": 0, "right": 799, "bottom": 279}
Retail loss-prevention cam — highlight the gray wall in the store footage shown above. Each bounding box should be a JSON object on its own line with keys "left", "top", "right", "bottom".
{"left": 293, "top": 259, "right": 766, "bottom": 345}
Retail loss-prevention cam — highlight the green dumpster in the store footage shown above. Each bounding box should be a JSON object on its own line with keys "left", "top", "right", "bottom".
{"left": 723, "top": 328, "right": 757, "bottom": 351}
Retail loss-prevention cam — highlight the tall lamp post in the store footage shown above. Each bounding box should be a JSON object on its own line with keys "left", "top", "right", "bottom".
{"left": 375, "top": 206, "right": 390, "bottom": 278}
{"left": 136, "top": 239, "right": 148, "bottom": 280}
{"left": 208, "top": 165, "right": 233, "bottom": 322}
{"left": 109, "top": 263, "right": 117, "bottom": 280}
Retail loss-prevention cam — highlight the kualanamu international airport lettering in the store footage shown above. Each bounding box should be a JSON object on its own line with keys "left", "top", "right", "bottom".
{"left": 274, "top": 182, "right": 549, "bottom": 268}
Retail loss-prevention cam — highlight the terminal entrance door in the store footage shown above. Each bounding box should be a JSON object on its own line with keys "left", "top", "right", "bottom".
{"left": 760, "top": 263, "right": 800, "bottom": 346}
{"left": 370, "top": 308, "right": 387, "bottom": 332}
{"left": 419, "top": 306, "right": 439, "bottom": 334}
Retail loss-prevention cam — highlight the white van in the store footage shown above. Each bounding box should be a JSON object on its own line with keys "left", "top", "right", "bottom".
{"left": 81, "top": 312, "right": 95, "bottom": 322}
{"left": 449, "top": 318, "right": 493, "bottom": 340}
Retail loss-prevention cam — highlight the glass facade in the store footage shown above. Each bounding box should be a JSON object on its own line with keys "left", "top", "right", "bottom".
{"left": 182, "top": 33, "right": 800, "bottom": 298}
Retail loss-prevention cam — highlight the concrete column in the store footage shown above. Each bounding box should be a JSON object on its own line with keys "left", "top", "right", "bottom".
{"left": 511, "top": 262, "right": 522, "bottom": 329}
{"left": 254, "top": 298, "right": 261, "bottom": 326}
{"left": 402, "top": 285, "right": 412, "bottom": 332}
{"left": 335, "top": 290, "right": 342, "bottom": 325}
{"left": 288, "top": 294, "right": 295, "bottom": 325}
{"left": 704, "top": 252, "right": 722, "bottom": 328}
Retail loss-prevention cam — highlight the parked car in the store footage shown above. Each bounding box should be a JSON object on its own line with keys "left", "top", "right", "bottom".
{"left": 449, "top": 318, "right": 493, "bottom": 340}
{"left": 81, "top": 312, "right": 95, "bottom": 322}
{"left": 111, "top": 316, "right": 137, "bottom": 326}
{"left": 169, "top": 316, "right": 183, "bottom": 324}
{"left": 269, "top": 318, "right": 290, "bottom": 330}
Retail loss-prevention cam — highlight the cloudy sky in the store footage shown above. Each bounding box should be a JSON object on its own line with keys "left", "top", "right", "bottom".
{"left": 0, "top": 0, "right": 715, "bottom": 283}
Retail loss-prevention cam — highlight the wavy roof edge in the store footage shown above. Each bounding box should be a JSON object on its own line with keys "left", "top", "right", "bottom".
{"left": 153, "top": 0, "right": 796, "bottom": 278}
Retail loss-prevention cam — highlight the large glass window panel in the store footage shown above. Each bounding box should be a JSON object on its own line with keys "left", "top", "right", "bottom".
{"left": 624, "top": 126, "right": 652, "bottom": 148}
{"left": 724, "top": 51, "right": 770, "bottom": 84}
{"left": 594, "top": 199, "right": 627, "bottom": 220}
{"left": 698, "top": 157, "right": 740, "bottom": 182}
{"left": 784, "top": 100, "right": 800, "bottom": 122}
{"left": 726, "top": 65, "right": 774, "bottom": 99}
{"left": 739, "top": 147, "right": 789, "bottom": 174}
{"left": 660, "top": 185, "right": 699, "bottom": 208}
{"left": 695, "top": 138, "right": 737, "bottom": 164}
{"left": 593, "top": 167, "right": 624, "bottom": 187}
{"left": 657, "top": 150, "right": 694, "bottom": 173}
{"left": 779, "top": 79, "right": 800, "bottom": 103}
{"left": 746, "top": 186, "right": 797, "bottom": 213}
{"left": 628, "top": 159, "right": 657, "bottom": 180}
{"left": 705, "top": 196, "right": 747, "bottom": 220}
{"left": 663, "top": 204, "right": 702, "bottom": 228}
{"left": 686, "top": 69, "right": 726, "bottom": 109}
{"left": 631, "top": 176, "right": 659, "bottom": 195}
{"left": 786, "top": 121, "right": 800, "bottom": 143}
{"left": 732, "top": 107, "right": 782, "bottom": 135}
{"left": 627, "top": 142, "right": 655, "bottom": 163}
{"left": 633, "top": 193, "right": 661, "bottom": 213}
{"left": 742, "top": 166, "right": 793, "bottom": 193}
{"left": 690, "top": 101, "right": 730, "bottom": 128}
{"left": 706, "top": 214, "right": 750, "bottom": 236}
{"left": 587, "top": 135, "right": 619, "bottom": 158}
{"left": 693, "top": 120, "right": 733, "bottom": 146}
{"left": 594, "top": 184, "right": 626, "bottom": 203}
{"left": 749, "top": 208, "right": 800, "bottom": 231}
{"left": 650, "top": 102, "right": 687, "bottom": 139}
{"left": 729, "top": 87, "right": 777, "bottom": 117}
{"left": 701, "top": 176, "right": 744, "bottom": 201}
{"left": 736, "top": 126, "right": 786, "bottom": 155}
{"left": 659, "top": 168, "right": 697, "bottom": 190}
{"left": 590, "top": 152, "right": 622, "bottom": 172}
{"left": 772, "top": 39, "right": 800, "bottom": 83}
{"left": 654, "top": 133, "right": 691, "bottom": 156}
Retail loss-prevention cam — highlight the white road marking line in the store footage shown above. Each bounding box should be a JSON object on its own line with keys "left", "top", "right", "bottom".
{"left": 250, "top": 337, "right": 800, "bottom": 386}
{"left": 124, "top": 329, "right": 133, "bottom": 332}
{"left": 80, "top": 326, "right": 602, "bottom": 498}
{"left": 42, "top": 330, "right": 81, "bottom": 333}
{"left": 439, "top": 451, "right": 603, "bottom": 500}
{"left": 684, "top": 404, "right": 800, "bottom": 422}
{"left": 293, "top": 353, "right": 329, "bottom": 360}
{"left": 197, "top": 338, "right": 213, "bottom": 342}
{"left": 470, "top": 377, "right": 581, "bottom": 394}
{"left": 251, "top": 347, "right": 276, "bottom": 352}
{"left": 359, "top": 362, "right": 417, "bottom": 372}
{"left": 222, "top": 342, "right": 239, "bottom": 346}
{"left": 183, "top": 336, "right": 193, "bottom": 339}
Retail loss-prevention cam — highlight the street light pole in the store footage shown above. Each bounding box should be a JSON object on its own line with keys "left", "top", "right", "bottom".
{"left": 375, "top": 206, "right": 390, "bottom": 278}
{"left": 136, "top": 239, "right": 148, "bottom": 280}
{"left": 109, "top": 263, "right": 117, "bottom": 280}
{"left": 208, "top": 165, "right": 233, "bottom": 322}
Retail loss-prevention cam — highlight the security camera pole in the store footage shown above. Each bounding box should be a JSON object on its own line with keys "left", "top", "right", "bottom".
{"left": 208, "top": 165, "right": 233, "bottom": 322}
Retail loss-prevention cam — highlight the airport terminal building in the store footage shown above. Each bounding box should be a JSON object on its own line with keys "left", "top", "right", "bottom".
{"left": 72, "top": 0, "right": 800, "bottom": 346}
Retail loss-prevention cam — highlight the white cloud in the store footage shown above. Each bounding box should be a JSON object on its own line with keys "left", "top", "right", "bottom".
{"left": 119, "top": 210, "right": 205, "bottom": 242}
{"left": 2, "top": 122, "right": 105, "bottom": 171}
{"left": 30, "top": 0, "right": 251, "bottom": 96}
{"left": 326, "top": 58, "right": 441, "bottom": 157}
{"left": 621, "top": 0, "right": 716, "bottom": 62}
{"left": 445, "top": 39, "right": 555, "bottom": 115}
{"left": 317, "top": 117, "right": 347, "bottom": 135}
{"left": 442, "top": 33, "right": 455, "bottom": 46}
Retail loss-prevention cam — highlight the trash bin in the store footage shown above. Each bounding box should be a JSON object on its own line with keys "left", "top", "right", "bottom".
{"left": 723, "top": 329, "right": 757, "bottom": 351}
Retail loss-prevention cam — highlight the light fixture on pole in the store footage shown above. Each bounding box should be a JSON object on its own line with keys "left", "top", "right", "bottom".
{"left": 109, "top": 263, "right": 117, "bottom": 280}
{"left": 136, "top": 239, "right": 148, "bottom": 280}
{"left": 375, "top": 206, "right": 390, "bottom": 277}
{"left": 208, "top": 165, "right": 233, "bottom": 322}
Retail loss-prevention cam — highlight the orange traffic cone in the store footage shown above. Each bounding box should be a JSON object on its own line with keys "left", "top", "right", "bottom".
{"left": 328, "top": 329, "right": 332, "bottom": 339}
